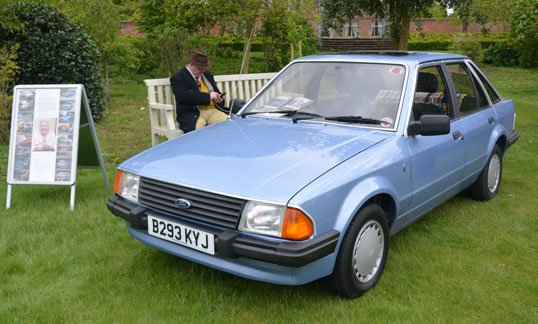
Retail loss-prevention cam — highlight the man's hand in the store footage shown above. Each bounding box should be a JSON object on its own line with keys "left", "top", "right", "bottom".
{"left": 210, "top": 91, "right": 224, "bottom": 104}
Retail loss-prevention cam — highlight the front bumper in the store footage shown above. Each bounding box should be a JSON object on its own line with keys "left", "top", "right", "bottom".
{"left": 107, "top": 194, "right": 339, "bottom": 268}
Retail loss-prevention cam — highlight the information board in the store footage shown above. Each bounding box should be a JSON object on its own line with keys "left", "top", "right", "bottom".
{"left": 6, "top": 84, "right": 108, "bottom": 210}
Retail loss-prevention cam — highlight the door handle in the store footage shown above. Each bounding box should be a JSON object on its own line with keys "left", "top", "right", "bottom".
{"left": 453, "top": 131, "right": 464, "bottom": 140}
{"left": 488, "top": 117, "right": 495, "bottom": 124}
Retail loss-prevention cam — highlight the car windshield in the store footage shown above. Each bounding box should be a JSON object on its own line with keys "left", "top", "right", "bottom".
{"left": 242, "top": 62, "right": 406, "bottom": 129}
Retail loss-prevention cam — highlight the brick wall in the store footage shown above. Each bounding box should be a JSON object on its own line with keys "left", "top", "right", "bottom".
{"left": 119, "top": 18, "right": 509, "bottom": 39}
{"left": 327, "top": 18, "right": 509, "bottom": 38}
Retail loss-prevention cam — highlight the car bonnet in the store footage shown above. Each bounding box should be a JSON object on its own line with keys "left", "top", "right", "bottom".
{"left": 120, "top": 118, "right": 392, "bottom": 203}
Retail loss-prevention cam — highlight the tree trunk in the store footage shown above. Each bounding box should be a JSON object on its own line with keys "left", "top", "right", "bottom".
{"left": 104, "top": 55, "right": 110, "bottom": 108}
{"left": 240, "top": 20, "right": 255, "bottom": 74}
{"left": 290, "top": 43, "right": 294, "bottom": 61}
{"left": 398, "top": 3, "right": 410, "bottom": 50}
{"left": 462, "top": 19, "right": 469, "bottom": 33}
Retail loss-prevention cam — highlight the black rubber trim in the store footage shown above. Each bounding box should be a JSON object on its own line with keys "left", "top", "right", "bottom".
{"left": 107, "top": 194, "right": 147, "bottom": 229}
{"left": 107, "top": 194, "right": 339, "bottom": 267}
{"left": 232, "top": 230, "right": 340, "bottom": 267}
{"left": 507, "top": 131, "right": 519, "bottom": 149}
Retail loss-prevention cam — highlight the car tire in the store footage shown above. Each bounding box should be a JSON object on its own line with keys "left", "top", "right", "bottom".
{"left": 326, "top": 203, "right": 389, "bottom": 299}
{"left": 470, "top": 144, "right": 502, "bottom": 201}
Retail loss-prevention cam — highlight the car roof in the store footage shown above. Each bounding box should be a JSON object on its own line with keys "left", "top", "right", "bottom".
{"left": 295, "top": 51, "right": 468, "bottom": 65}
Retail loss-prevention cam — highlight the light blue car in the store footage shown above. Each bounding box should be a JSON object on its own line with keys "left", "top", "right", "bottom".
{"left": 108, "top": 52, "right": 518, "bottom": 298}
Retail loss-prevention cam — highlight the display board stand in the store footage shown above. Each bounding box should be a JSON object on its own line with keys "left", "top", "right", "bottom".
{"left": 6, "top": 84, "right": 108, "bottom": 210}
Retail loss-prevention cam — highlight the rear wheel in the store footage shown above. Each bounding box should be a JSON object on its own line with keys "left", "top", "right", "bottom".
{"left": 326, "top": 204, "right": 389, "bottom": 298}
{"left": 470, "top": 145, "right": 502, "bottom": 201}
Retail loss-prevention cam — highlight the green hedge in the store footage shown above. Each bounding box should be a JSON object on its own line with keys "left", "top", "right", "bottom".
{"left": 218, "top": 41, "right": 264, "bottom": 52}
{"left": 408, "top": 32, "right": 508, "bottom": 51}
{"left": 482, "top": 41, "right": 520, "bottom": 66}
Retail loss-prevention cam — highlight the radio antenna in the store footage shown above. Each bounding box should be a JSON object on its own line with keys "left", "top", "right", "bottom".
{"left": 228, "top": 26, "right": 255, "bottom": 119}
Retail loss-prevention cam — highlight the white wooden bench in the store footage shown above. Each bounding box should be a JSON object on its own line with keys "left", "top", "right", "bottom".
{"left": 144, "top": 72, "right": 276, "bottom": 146}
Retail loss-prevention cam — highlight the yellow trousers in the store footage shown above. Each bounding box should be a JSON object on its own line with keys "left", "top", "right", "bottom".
{"left": 195, "top": 108, "right": 227, "bottom": 130}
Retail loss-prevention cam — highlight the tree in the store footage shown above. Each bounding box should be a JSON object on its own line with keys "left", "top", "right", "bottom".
{"left": 508, "top": 0, "right": 538, "bottom": 67}
{"left": 450, "top": 0, "right": 511, "bottom": 34}
{"left": 0, "top": 1, "right": 106, "bottom": 120}
{"left": 428, "top": 2, "right": 449, "bottom": 18}
{"left": 320, "top": 0, "right": 466, "bottom": 50}
{"left": 260, "top": 0, "right": 318, "bottom": 71}
{"left": 472, "top": 0, "right": 514, "bottom": 32}
{"left": 451, "top": 0, "right": 473, "bottom": 33}
{"left": 51, "top": 0, "right": 122, "bottom": 107}
{"left": 163, "top": 0, "right": 220, "bottom": 34}
{"left": 288, "top": 0, "right": 320, "bottom": 60}
{"left": 260, "top": 0, "right": 290, "bottom": 71}
{"left": 0, "top": 44, "right": 19, "bottom": 144}
{"left": 0, "top": 0, "right": 22, "bottom": 33}
{"left": 236, "top": 0, "right": 264, "bottom": 74}
{"left": 137, "top": 0, "right": 167, "bottom": 35}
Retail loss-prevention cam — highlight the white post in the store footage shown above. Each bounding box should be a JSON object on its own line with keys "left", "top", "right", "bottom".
{"left": 70, "top": 184, "right": 76, "bottom": 211}
{"left": 6, "top": 184, "right": 12, "bottom": 209}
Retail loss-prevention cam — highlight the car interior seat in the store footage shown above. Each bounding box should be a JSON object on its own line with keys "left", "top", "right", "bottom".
{"left": 413, "top": 72, "right": 444, "bottom": 121}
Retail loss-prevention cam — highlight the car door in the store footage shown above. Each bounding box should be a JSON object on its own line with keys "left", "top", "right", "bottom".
{"left": 445, "top": 61, "right": 497, "bottom": 187}
{"left": 404, "top": 63, "right": 467, "bottom": 223}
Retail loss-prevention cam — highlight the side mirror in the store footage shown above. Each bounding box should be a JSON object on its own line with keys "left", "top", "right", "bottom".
{"left": 408, "top": 114, "right": 450, "bottom": 136}
{"left": 229, "top": 98, "right": 245, "bottom": 114}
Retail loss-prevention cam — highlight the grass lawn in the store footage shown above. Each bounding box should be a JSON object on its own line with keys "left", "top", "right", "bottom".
{"left": 1, "top": 64, "right": 537, "bottom": 323}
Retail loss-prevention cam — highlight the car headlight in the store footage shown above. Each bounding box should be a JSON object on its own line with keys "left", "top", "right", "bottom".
{"left": 114, "top": 170, "right": 140, "bottom": 203}
{"left": 239, "top": 201, "right": 313, "bottom": 240}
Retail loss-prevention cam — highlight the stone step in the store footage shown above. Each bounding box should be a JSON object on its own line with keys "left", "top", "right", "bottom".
{"left": 318, "top": 38, "right": 395, "bottom": 51}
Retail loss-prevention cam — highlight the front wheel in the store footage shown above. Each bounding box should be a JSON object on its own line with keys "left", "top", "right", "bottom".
{"left": 326, "top": 204, "right": 389, "bottom": 299}
{"left": 470, "top": 145, "right": 502, "bottom": 201}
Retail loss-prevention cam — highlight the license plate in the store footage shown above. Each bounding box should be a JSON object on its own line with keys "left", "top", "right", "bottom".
{"left": 147, "top": 215, "right": 215, "bottom": 255}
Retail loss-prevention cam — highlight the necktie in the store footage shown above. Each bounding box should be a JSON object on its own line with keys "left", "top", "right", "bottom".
{"left": 195, "top": 76, "right": 201, "bottom": 88}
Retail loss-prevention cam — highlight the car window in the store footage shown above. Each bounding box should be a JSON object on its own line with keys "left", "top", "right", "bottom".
{"left": 245, "top": 62, "right": 406, "bottom": 128}
{"left": 411, "top": 65, "right": 453, "bottom": 121}
{"left": 470, "top": 64, "right": 502, "bottom": 105}
{"left": 446, "top": 63, "right": 489, "bottom": 115}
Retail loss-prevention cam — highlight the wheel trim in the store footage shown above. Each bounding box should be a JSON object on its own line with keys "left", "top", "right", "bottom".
{"left": 352, "top": 220, "right": 384, "bottom": 283}
{"left": 487, "top": 154, "right": 501, "bottom": 193}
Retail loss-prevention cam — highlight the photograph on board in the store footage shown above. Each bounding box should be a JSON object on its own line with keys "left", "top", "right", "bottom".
{"left": 55, "top": 171, "right": 71, "bottom": 182}
{"left": 32, "top": 118, "right": 57, "bottom": 152}
{"left": 61, "top": 89, "right": 76, "bottom": 98}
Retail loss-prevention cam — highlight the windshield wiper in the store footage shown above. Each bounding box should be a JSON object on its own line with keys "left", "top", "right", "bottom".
{"left": 240, "top": 110, "right": 322, "bottom": 119}
{"left": 240, "top": 109, "right": 297, "bottom": 117}
{"left": 324, "top": 116, "right": 386, "bottom": 125}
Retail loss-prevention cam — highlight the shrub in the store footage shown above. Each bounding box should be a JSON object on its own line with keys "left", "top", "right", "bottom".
{"left": 0, "top": 1, "right": 106, "bottom": 121}
{"left": 408, "top": 40, "right": 452, "bottom": 51}
{"left": 105, "top": 36, "right": 147, "bottom": 81}
{"left": 0, "top": 45, "right": 19, "bottom": 145}
{"left": 408, "top": 32, "right": 508, "bottom": 52}
{"left": 260, "top": 2, "right": 290, "bottom": 71}
{"left": 449, "top": 34, "right": 481, "bottom": 60}
{"left": 508, "top": 0, "right": 538, "bottom": 67}
{"left": 218, "top": 38, "right": 264, "bottom": 52}
{"left": 482, "top": 42, "right": 520, "bottom": 66}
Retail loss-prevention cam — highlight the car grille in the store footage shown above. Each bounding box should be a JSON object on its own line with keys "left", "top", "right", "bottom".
{"left": 138, "top": 177, "right": 246, "bottom": 229}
